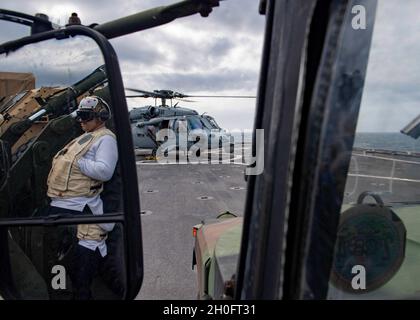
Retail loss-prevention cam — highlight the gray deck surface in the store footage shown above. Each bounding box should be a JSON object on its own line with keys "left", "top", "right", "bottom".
{"left": 134, "top": 147, "right": 420, "bottom": 299}
{"left": 135, "top": 147, "right": 248, "bottom": 299}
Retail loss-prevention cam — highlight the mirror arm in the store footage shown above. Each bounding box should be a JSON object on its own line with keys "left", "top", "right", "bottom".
{"left": 0, "top": 0, "right": 221, "bottom": 48}
{"left": 0, "top": 9, "right": 54, "bottom": 34}
{"left": 92, "top": 0, "right": 221, "bottom": 39}
{"left": 0, "top": 213, "right": 125, "bottom": 227}
{"left": 0, "top": 30, "right": 65, "bottom": 54}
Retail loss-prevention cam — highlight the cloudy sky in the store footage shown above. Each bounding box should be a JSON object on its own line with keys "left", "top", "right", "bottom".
{"left": 0, "top": 0, "right": 265, "bottom": 131}
{"left": 2, "top": 1, "right": 419, "bottom": 133}
{"left": 357, "top": 0, "right": 420, "bottom": 132}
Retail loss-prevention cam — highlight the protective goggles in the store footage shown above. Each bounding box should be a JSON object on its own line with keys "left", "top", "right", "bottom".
{"left": 75, "top": 110, "right": 96, "bottom": 122}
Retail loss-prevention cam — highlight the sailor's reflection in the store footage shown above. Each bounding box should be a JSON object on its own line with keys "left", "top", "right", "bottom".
{"left": 43, "top": 96, "right": 120, "bottom": 299}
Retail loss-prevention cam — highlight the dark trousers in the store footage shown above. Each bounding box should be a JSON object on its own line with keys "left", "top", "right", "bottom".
{"left": 43, "top": 205, "right": 101, "bottom": 300}
{"left": 43, "top": 205, "right": 90, "bottom": 259}
{"left": 70, "top": 245, "right": 104, "bottom": 300}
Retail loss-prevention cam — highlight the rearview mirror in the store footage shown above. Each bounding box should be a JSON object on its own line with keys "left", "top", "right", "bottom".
{"left": 0, "top": 35, "right": 109, "bottom": 219}
{"left": 1, "top": 223, "right": 126, "bottom": 299}
{"left": 0, "top": 27, "right": 142, "bottom": 299}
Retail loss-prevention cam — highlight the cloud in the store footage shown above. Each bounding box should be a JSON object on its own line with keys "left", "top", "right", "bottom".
{"left": 110, "top": 37, "right": 166, "bottom": 65}
{"left": 124, "top": 69, "right": 258, "bottom": 93}
{"left": 0, "top": 36, "right": 104, "bottom": 87}
{"left": 5, "top": 0, "right": 420, "bottom": 136}
{"left": 1, "top": 0, "right": 264, "bottom": 131}
{"left": 357, "top": 0, "right": 420, "bottom": 132}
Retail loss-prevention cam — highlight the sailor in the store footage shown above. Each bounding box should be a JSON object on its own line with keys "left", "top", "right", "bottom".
{"left": 46, "top": 95, "right": 118, "bottom": 299}
{"left": 67, "top": 12, "right": 81, "bottom": 25}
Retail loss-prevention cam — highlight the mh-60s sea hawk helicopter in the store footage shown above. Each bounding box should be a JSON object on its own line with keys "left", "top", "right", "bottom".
{"left": 126, "top": 88, "right": 255, "bottom": 157}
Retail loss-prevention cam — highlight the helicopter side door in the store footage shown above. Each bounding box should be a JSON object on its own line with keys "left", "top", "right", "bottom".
{"left": 170, "top": 118, "right": 188, "bottom": 153}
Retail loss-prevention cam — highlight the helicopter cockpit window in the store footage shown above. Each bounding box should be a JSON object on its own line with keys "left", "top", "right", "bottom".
{"left": 188, "top": 117, "right": 203, "bottom": 130}
{"left": 199, "top": 116, "right": 214, "bottom": 131}
{"left": 206, "top": 117, "right": 220, "bottom": 130}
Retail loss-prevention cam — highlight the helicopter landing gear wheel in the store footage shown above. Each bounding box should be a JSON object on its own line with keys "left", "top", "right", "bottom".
{"left": 151, "top": 148, "right": 157, "bottom": 157}
{"left": 229, "top": 143, "right": 234, "bottom": 154}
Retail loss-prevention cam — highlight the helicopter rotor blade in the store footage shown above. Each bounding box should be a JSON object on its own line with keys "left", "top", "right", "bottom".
{"left": 125, "top": 88, "right": 257, "bottom": 100}
{"left": 174, "top": 97, "right": 197, "bottom": 103}
{"left": 184, "top": 95, "right": 256, "bottom": 98}
{"left": 125, "top": 94, "right": 149, "bottom": 98}
{"left": 125, "top": 88, "right": 166, "bottom": 98}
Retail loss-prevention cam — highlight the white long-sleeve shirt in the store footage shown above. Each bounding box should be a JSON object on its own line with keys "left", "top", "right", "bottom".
{"left": 50, "top": 133, "right": 118, "bottom": 257}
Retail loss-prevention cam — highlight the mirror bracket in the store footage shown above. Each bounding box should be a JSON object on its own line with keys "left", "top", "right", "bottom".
{"left": 0, "top": 9, "right": 54, "bottom": 34}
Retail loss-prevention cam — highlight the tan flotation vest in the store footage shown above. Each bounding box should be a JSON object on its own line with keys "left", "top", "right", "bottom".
{"left": 48, "top": 127, "right": 116, "bottom": 243}
{"left": 47, "top": 127, "right": 116, "bottom": 198}
{"left": 77, "top": 224, "right": 108, "bottom": 241}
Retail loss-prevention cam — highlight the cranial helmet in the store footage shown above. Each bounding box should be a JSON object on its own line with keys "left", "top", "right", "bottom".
{"left": 76, "top": 95, "right": 112, "bottom": 122}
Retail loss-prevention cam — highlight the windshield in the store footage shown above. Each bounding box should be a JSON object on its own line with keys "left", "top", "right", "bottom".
{"left": 188, "top": 117, "right": 204, "bottom": 130}
{"left": 320, "top": 0, "right": 420, "bottom": 300}
{"left": 200, "top": 116, "right": 216, "bottom": 131}
{"left": 205, "top": 116, "right": 221, "bottom": 129}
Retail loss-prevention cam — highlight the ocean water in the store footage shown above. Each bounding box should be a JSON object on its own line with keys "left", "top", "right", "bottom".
{"left": 353, "top": 132, "right": 420, "bottom": 153}
{"left": 230, "top": 131, "right": 420, "bottom": 153}
{"left": 229, "top": 132, "right": 253, "bottom": 144}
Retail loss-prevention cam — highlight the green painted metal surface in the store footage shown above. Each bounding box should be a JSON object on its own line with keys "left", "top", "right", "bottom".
{"left": 196, "top": 204, "right": 420, "bottom": 299}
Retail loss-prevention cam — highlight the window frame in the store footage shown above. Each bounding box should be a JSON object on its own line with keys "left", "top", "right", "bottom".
{"left": 235, "top": 0, "right": 318, "bottom": 299}
{"left": 236, "top": 0, "right": 377, "bottom": 299}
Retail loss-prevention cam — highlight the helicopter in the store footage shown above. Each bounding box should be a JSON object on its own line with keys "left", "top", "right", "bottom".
{"left": 125, "top": 88, "right": 254, "bottom": 157}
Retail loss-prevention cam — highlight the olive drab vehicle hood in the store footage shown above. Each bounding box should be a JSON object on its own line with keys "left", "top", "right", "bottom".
{"left": 193, "top": 214, "right": 242, "bottom": 299}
